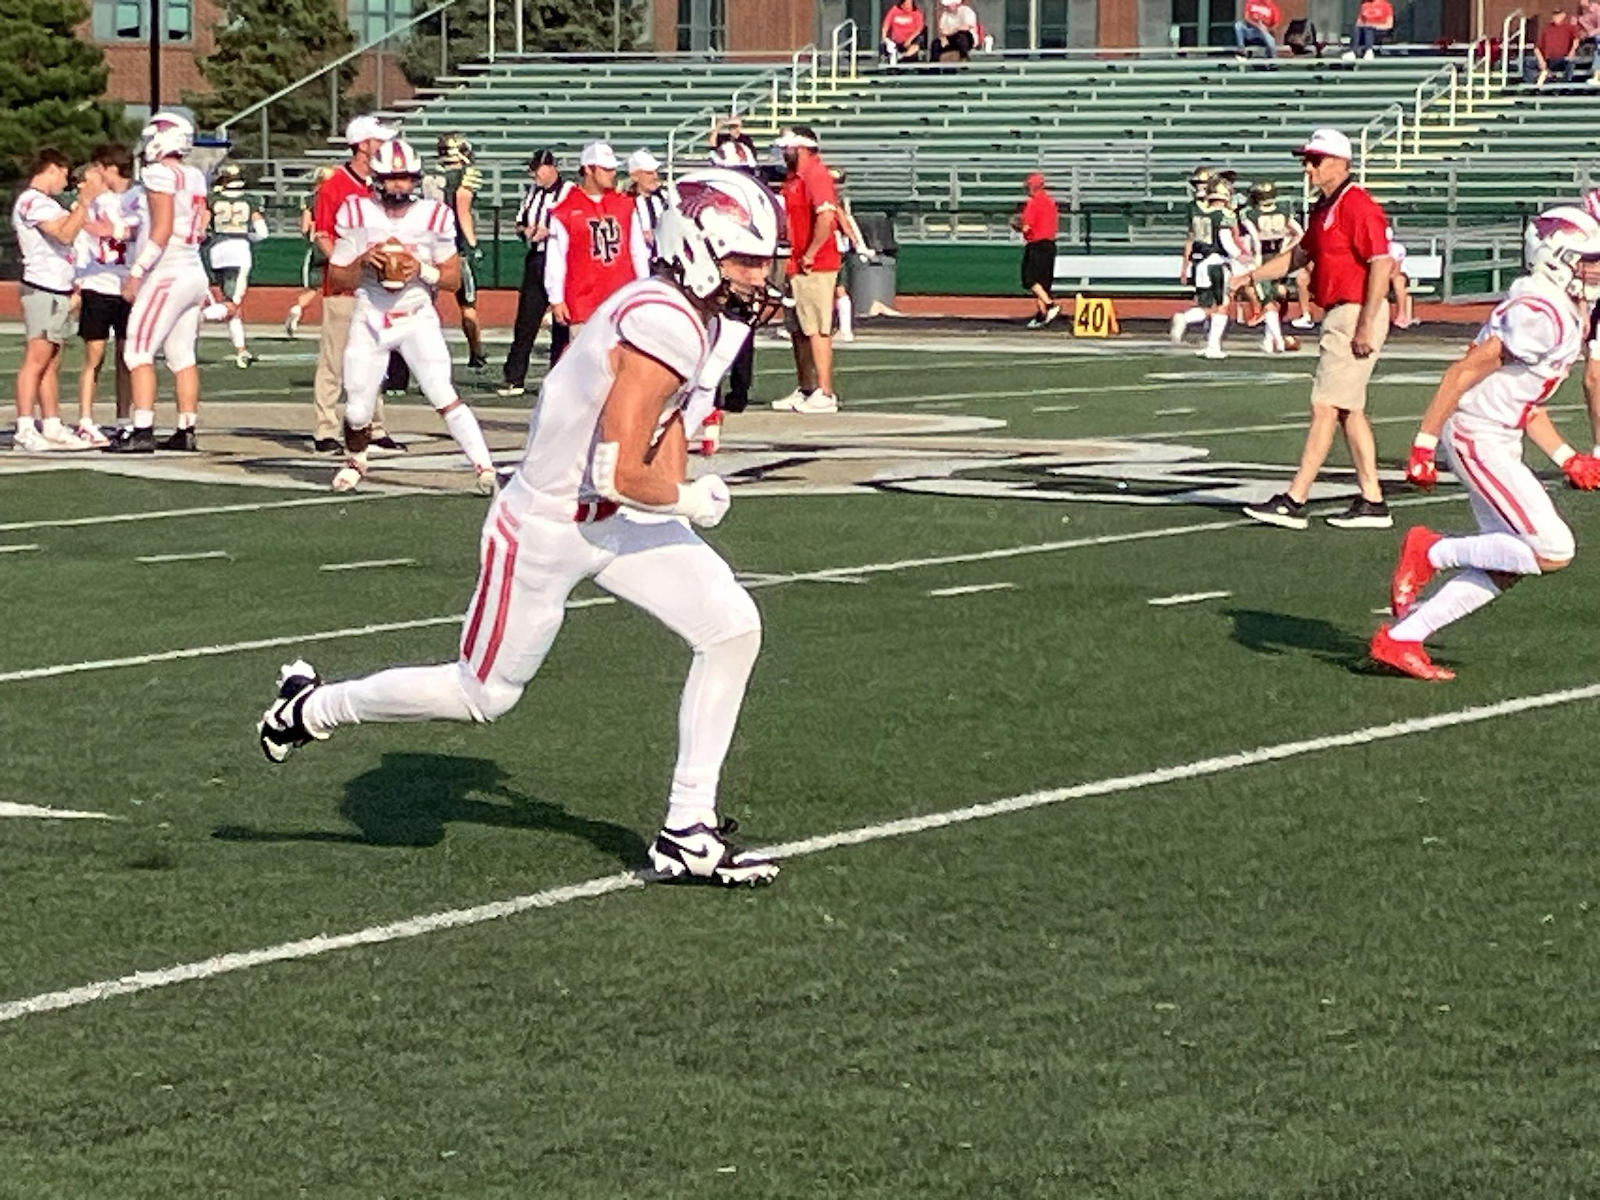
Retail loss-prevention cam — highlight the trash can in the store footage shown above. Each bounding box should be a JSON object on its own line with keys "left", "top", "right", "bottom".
{"left": 847, "top": 213, "right": 898, "bottom": 316}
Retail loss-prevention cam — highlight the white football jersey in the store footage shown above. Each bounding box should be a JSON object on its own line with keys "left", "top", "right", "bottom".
{"left": 329, "top": 195, "right": 458, "bottom": 316}
{"left": 76, "top": 185, "right": 148, "bottom": 296}
{"left": 12, "top": 188, "right": 75, "bottom": 292}
{"left": 1458, "top": 274, "right": 1583, "bottom": 429}
{"left": 139, "top": 161, "right": 208, "bottom": 266}
{"left": 505, "top": 277, "right": 714, "bottom": 513}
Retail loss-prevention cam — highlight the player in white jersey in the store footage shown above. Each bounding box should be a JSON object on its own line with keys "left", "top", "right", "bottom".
{"left": 259, "top": 167, "right": 784, "bottom": 888}
{"left": 1373, "top": 206, "right": 1600, "bottom": 681}
{"left": 107, "top": 113, "right": 220, "bottom": 454}
{"left": 323, "top": 138, "right": 496, "bottom": 495}
{"left": 12, "top": 147, "right": 105, "bottom": 452}
{"left": 206, "top": 163, "right": 269, "bottom": 368}
{"left": 74, "top": 142, "right": 147, "bottom": 446}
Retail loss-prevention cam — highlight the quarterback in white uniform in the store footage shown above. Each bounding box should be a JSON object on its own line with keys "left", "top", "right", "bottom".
{"left": 325, "top": 138, "right": 496, "bottom": 495}
{"left": 107, "top": 112, "right": 220, "bottom": 454}
{"left": 259, "top": 167, "right": 783, "bottom": 887}
{"left": 1375, "top": 206, "right": 1600, "bottom": 681}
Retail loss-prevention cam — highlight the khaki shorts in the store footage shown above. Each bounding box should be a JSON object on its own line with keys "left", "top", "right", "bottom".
{"left": 1310, "top": 300, "right": 1390, "bottom": 412}
{"left": 786, "top": 270, "right": 839, "bottom": 337}
{"left": 22, "top": 284, "right": 73, "bottom": 344}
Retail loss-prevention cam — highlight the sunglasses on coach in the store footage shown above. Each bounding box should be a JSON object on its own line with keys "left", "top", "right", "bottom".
{"left": 1300, "top": 153, "right": 1328, "bottom": 167}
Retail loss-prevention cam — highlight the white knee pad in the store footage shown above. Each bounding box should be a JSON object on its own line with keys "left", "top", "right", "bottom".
{"left": 1529, "top": 521, "right": 1575, "bottom": 565}
{"left": 697, "top": 586, "right": 762, "bottom": 654}
{"left": 454, "top": 660, "right": 524, "bottom": 723}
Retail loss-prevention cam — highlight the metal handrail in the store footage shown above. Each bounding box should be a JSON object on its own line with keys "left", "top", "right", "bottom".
{"left": 1409, "top": 61, "right": 1459, "bottom": 155}
{"left": 828, "top": 20, "right": 859, "bottom": 87}
{"left": 1498, "top": 8, "right": 1526, "bottom": 89}
{"left": 1357, "top": 102, "right": 1405, "bottom": 184}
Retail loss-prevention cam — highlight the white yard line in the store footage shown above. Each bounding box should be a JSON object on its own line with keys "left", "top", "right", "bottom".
{"left": 1152, "top": 407, "right": 1197, "bottom": 416}
{"left": 846, "top": 380, "right": 1247, "bottom": 408}
{"left": 5, "top": 679, "right": 1598, "bottom": 1025}
{"left": 1033, "top": 404, "right": 1080, "bottom": 413}
{"left": 0, "top": 543, "right": 40, "bottom": 554}
{"left": 1148, "top": 590, "right": 1232, "bottom": 607}
{"left": 0, "top": 520, "right": 1243, "bottom": 686}
{"left": 0, "top": 802, "right": 120, "bottom": 821}
{"left": 136, "top": 551, "right": 231, "bottom": 564}
{"left": 928, "top": 582, "right": 1017, "bottom": 598}
{"left": 320, "top": 558, "right": 419, "bottom": 572}
{"left": 0, "top": 492, "right": 403, "bottom": 535}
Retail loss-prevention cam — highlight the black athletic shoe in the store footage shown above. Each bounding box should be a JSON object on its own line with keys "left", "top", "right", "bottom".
{"left": 370, "top": 434, "right": 407, "bottom": 453}
{"left": 312, "top": 437, "right": 343, "bottom": 455}
{"left": 1325, "top": 496, "right": 1394, "bottom": 529}
{"left": 648, "top": 818, "right": 779, "bottom": 887}
{"left": 159, "top": 427, "right": 198, "bottom": 452}
{"left": 103, "top": 427, "right": 155, "bottom": 454}
{"left": 257, "top": 659, "right": 328, "bottom": 763}
{"left": 1242, "top": 492, "right": 1309, "bottom": 530}
{"left": 467, "top": 353, "right": 490, "bottom": 370}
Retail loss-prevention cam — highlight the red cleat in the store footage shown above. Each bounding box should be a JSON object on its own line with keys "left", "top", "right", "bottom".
{"left": 1390, "top": 526, "right": 1442, "bottom": 618}
{"left": 1370, "top": 626, "right": 1455, "bottom": 681}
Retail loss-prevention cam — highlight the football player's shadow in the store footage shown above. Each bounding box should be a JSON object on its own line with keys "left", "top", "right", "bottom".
{"left": 1225, "top": 608, "right": 1373, "bottom": 673}
{"left": 214, "top": 752, "right": 649, "bottom": 869}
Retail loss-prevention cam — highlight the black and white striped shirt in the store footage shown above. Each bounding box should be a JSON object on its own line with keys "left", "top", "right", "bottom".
{"left": 516, "top": 178, "right": 574, "bottom": 251}
{"left": 633, "top": 188, "right": 668, "bottom": 236}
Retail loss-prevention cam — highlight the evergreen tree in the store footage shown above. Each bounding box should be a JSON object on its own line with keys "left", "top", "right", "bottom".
{"left": 186, "top": 0, "right": 368, "bottom": 160}
{"left": 402, "top": 0, "right": 643, "bottom": 89}
{"left": 0, "top": 0, "right": 130, "bottom": 181}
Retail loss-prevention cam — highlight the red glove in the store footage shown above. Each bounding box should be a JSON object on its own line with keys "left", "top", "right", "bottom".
{"left": 1562, "top": 452, "right": 1600, "bottom": 490}
{"left": 1406, "top": 443, "right": 1438, "bottom": 491}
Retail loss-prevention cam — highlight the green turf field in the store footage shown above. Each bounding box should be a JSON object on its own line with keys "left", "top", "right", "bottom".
{"left": 4, "top": 329, "right": 1599, "bottom": 1197}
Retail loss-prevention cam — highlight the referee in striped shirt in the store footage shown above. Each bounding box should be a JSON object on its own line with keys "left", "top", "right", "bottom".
{"left": 499, "top": 148, "right": 573, "bottom": 396}
{"left": 628, "top": 149, "right": 667, "bottom": 250}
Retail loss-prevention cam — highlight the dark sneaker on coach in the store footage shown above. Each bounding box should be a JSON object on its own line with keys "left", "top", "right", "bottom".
{"left": 1243, "top": 492, "right": 1308, "bottom": 530}
{"left": 1325, "top": 496, "right": 1394, "bottom": 530}
{"left": 159, "top": 427, "right": 198, "bottom": 452}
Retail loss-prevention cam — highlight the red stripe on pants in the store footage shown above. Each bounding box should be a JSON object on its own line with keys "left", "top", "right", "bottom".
{"left": 1456, "top": 434, "right": 1535, "bottom": 534}
{"left": 475, "top": 535, "right": 520, "bottom": 683}
{"left": 132, "top": 280, "right": 173, "bottom": 354}
{"left": 460, "top": 535, "right": 498, "bottom": 665}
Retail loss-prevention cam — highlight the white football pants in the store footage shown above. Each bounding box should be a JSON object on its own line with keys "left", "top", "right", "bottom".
{"left": 1441, "top": 413, "right": 1575, "bottom": 563}
{"left": 302, "top": 497, "right": 762, "bottom": 814}
{"left": 124, "top": 266, "right": 208, "bottom": 371}
{"left": 343, "top": 303, "right": 457, "bottom": 429}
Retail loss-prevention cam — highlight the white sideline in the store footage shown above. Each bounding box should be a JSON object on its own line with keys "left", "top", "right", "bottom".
{"left": 0, "top": 520, "right": 1242, "bottom": 686}
{"left": 5, "top": 679, "right": 1599, "bottom": 1025}
{"left": 0, "top": 802, "right": 119, "bottom": 821}
{"left": 0, "top": 492, "right": 400, "bottom": 534}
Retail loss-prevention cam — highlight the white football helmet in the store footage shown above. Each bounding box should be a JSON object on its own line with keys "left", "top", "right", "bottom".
{"left": 140, "top": 112, "right": 194, "bottom": 163}
{"left": 654, "top": 167, "right": 780, "bottom": 302}
{"left": 1527, "top": 206, "right": 1600, "bottom": 301}
{"left": 370, "top": 138, "right": 424, "bottom": 206}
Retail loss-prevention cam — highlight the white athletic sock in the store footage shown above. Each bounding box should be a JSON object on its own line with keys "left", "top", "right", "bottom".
{"left": 836, "top": 293, "right": 854, "bottom": 338}
{"left": 303, "top": 663, "right": 476, "bottom": 735}
{"left": 441, "top": 403, "right": 493, "bottom": 471}
{"left": 41, "top": 417, "right": 62, "bottom": 438}
{"left": 228, "top": 317, "right": 246, "bottom": 352}
{"left": 1428, "top": 533, "right": 1540, "bottom": 576}
{"left": 1177, "top": 305, "right": 1206, "bottom": 327}
{"left": 15, "top": 416, "right": 32, "bottom": 434}
{"left": 288, "top": 304, "right": 302, "bottom": 320}
{"left": 1390, "top": 569, "right": 1501, "bottom": 642}
{"left": 663, "top": 629, "right": 760, "bottom": 830}
{"left": 1207, "top": 313, "right": 1228, "bottom": 350}
{"left": 132, "top": 409, "right": 155, "bottom": 430}
{"left": 177, "top": 412, "right": 197, "bottom": 430}
{"left": 1262, "top": 309, "right": 1283, "bottom": 348}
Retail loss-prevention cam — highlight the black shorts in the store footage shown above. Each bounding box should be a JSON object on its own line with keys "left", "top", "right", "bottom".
{"left": 457, "top": 258, "right": 477, "bottom": 306}
{"left": 1193, "top": 261, "right": 1228, "bottom": 309}
{"left": 1021, "top": 240, "right": 1056, "bottom": 292}
{"left": 79, "top": 290, "right": 131, "bottom": 343}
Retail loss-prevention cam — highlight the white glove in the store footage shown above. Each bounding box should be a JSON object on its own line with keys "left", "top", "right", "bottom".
{"left": 675, "top": 475, "right": 731, "bottom": 528}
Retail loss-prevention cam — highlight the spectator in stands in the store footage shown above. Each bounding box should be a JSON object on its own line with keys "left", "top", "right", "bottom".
{"left": 499, "top": 148, "right": 571, "bottom": 397}
{"left": 1387, "top": 223, "right": 1415, "bottom": 327}
{"left": 1013, "top": 172, "right": 1061, "bottom": 329}
{"left": 771, "top": 126, "right": 843, "bottom": 414}
{"left": 932, "top": 0, "right": 979, "bottom": 61}
{"left": 1528, "top": 6, "right": 1581, "bottom": 86}
{"left": 1351, "top": 0, "right": 1394, "bottom": 58}
{"left": 1235, "top": 0, "right": 1282, "bottom": 58}
{"left": 310, "top": 116, "right": 401, "bottom": 455}
{"left": 881, "top": 0, "right": 927, "bottom": 64}
{"left": 1578, "top": 0, "right": 1600, "bottom": 79}
{"left": 1239, "top": 128, "right": 1394, "bottom": 532}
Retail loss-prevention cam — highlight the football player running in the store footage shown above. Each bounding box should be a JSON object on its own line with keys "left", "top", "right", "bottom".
{"left": 1375, "top": 206, "right": 1600, "bottom": 681}
{"left": 1172, "top": 176, "right": 1242, "bottom": 359}
{"left": 259, "top": 168, "right": 783, "bottom": 888}
{"left": 324, "top": 138, "right": 497, "bottom": 495}
{"left": 206, "top": 164, "right": 268, "bottom": 368}
{"left": 1240, "top": 182, "right": 1303, "bottom": 353}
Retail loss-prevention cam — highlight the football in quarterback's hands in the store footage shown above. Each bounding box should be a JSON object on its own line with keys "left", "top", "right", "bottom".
{"left": 378, "top": 240, "right": 417, "bottom": 290}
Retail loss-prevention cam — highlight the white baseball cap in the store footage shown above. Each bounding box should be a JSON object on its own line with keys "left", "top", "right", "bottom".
{"left": 580, "top": 141, "right": 619, "bottom": 169}
{"left": 774, "top": 127, "right": 820, "bottom": 150}
{"left": 345, "top": 115, "right": 398, "bottom": 146}
{"left": 1296, "top": 128, "right": 1353, "bottom": 160}
{"left": 627, "top": 148, "right": 660, "bottom": 173}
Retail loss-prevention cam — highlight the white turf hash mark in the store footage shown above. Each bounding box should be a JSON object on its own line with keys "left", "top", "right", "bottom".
{"left": 0, "top": 492, "right": 398, "bottom": 534}
{"left": 927, "top": 582, "right": 1017, "bottom": 598}
{"left": 0, "top": 802, "right": 120, "bottom": 821}
{"left": 136, "top": 550, "right": 231, "bottom": 564}
{"left": 0, "top": 521, "right": 1242, "bottom": 686}
{"left": 319, "top": 558, "right": 419, "bottom": 572}
{"left": 6, "top": 679, "right": 1600, "bottom": 1025}
{"left": 1148, "top": 590, "right": 1232, "bottom": 607}
{"left": 0, "top": 543, "right": 40, "bottom": 554}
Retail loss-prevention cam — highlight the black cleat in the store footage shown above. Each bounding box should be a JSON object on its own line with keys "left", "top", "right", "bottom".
{"left": 369, "top": 434, "right": 407, "bottom": 453}
{"left": 312, "top": 437, "right": 344, "bottom": 455}
{"left": 159, "top": 427, "right": 198, "bottom": 452}
{"left": 648, "top": 818, "right": 779, "bottom": 887}
{"left": 257, "top": 659, "right": 328, "bottom": 763}
{"left": 467, "top": 353, "right": 490, "bottom": 370}
{"left": 103, "top": 427, "right": 155, "bottom": 454}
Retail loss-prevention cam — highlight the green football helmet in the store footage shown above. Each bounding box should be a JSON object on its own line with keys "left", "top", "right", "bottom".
{"left": 437, "top": 132, "right": 474, "bottom": 167}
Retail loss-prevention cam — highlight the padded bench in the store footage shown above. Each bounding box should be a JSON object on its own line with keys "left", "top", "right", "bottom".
{"left": 1052, "top": 251, "right": 1442, "bottom": 296}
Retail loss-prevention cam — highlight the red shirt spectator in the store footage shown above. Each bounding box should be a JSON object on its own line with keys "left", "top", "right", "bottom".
{"left": 1358, "top": 0, "right": 1394, "bottom": 24}
{"left": 1020, "top": 184, "right": 1058, "bottom": 243}
{"left": 1300, "top": 179, "right": 1389, "bottom": 310}
{"left": 882, "top": 1, "right": 924, "bottom": 45}
{"left": 1244, "top": 0, "right": 1280, "bottom": 25}
{"left": 1538, "top": 13, "right": 1581, "bottom": 60}
{"left": 314, "top": 163, "right": 371, "bottom": 297}
{"left": 782, "top": 156, "right": 842, "bottom": 277}
{"left": 547, "top": 187, "right": 636, "bottom": 324}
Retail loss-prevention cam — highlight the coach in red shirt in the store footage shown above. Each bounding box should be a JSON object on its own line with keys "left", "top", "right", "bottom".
{"left": 1238, "top": 127, "right": 1395, "bottom": 531}
{"left": 771, "top": 125, "right": 843, "bottom": 414}
{"left": 1014, "top": 172, "right": 1060, "bottom": 328}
